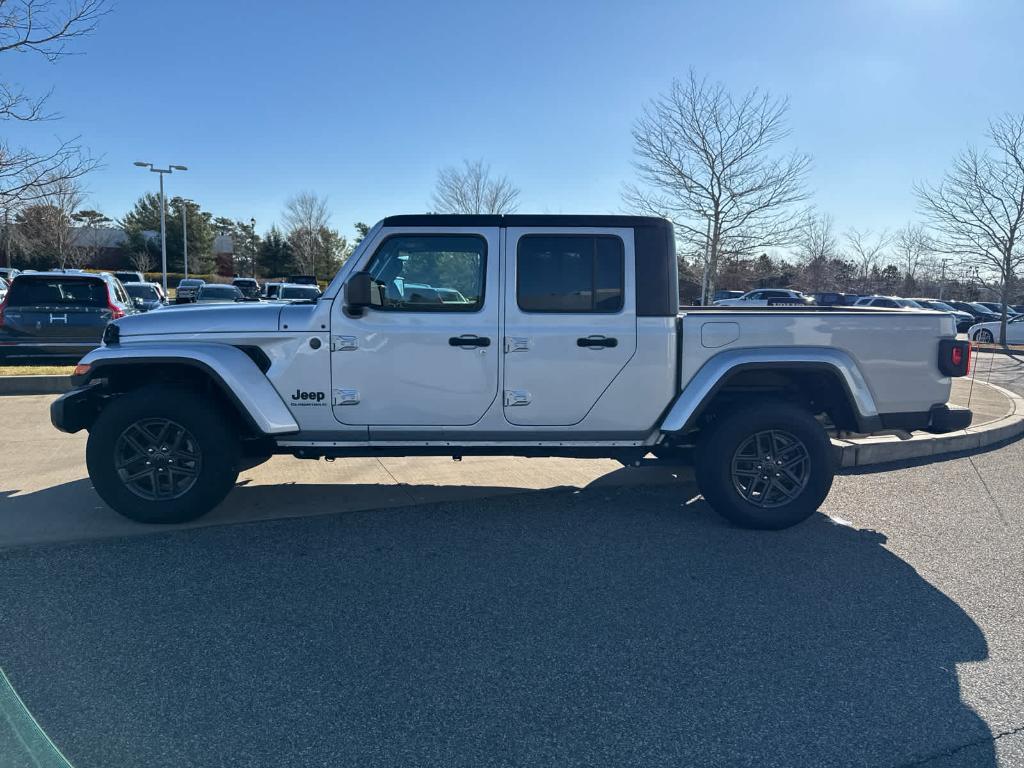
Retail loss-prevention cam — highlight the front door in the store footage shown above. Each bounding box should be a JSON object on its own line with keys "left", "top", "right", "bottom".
{"left": 331, "top": 228, "right": 500, "bottom": 426}
{"left": 502, "top": 227, "right": 637, "bottom": 426}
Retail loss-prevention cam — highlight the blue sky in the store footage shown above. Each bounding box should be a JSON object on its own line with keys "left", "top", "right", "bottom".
{"left": 5, "top": 0, "right": 1023, "bottom": 243}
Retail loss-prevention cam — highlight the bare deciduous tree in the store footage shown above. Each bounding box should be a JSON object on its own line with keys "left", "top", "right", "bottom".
{"left": 796, "top": 212, "right": 839, "bottom": 292}
{"left": 431, "top": 159, "right": 519, "bottom": 214}
{"left": 624, "top": 71, "right": 812, "bottom": 302}
{"left": 891, "top": 223, "right": 933, "bottom": 286}
{"left": 916, "top": 113, "right": 1024, "bottom": 343}
{"left": 0, "top": 1, "right": 107, "bottom": 209}
{"left": 17, "top": 176, "right": 83, "bottom": 267}
{"left": 128, "top": 248, "right": 154, "bottom": 274}
{"left": 844, "top": 227, "right": 891, "bottom": 286}
{"left": 282, "top": 192, "right": 345, "bottom": 277}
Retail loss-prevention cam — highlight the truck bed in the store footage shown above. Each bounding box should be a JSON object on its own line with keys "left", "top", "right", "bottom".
{"left": 677, "top": 306, "right": 957, "bottom": 417}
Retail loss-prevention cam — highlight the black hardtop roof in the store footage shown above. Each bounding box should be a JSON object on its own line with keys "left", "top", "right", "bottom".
{"left": 379, "top": 214, "right": 672, "bottom": 229}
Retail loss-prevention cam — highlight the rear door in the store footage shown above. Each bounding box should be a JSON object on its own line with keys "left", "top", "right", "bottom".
{"left": 502, "top": 227, "right": 637, "bottom": 426}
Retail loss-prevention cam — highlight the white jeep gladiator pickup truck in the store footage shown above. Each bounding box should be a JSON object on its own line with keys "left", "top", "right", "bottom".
{"left": 51, "top": 215, "right": 972, "bottom": 530}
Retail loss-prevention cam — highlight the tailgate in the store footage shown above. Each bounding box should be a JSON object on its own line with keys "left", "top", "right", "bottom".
{"left": 2, "top": 305, "right": 112, "bottom": 341}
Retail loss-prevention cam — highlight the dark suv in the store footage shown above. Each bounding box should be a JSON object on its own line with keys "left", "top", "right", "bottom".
{"left": 0, "top": 272, "right": 135, "bottom": 360}
{"left": 231, "top": 277, "right": 261, "bottom": 300}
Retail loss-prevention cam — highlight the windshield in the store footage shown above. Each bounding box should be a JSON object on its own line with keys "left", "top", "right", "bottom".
{"left": 124, "top": 284, "right": 158, "bottom": 300}
{"left": 279, "top": 286, "right": 320, "bottom": 300}
{"left": 199, "top": 285, "right": 241, "bottom": 299}
{"left": 897, "top": 299, "right": 924, "bottom": 308}
{"left": 969, "top": 303, "right": 995, "bottom": 313}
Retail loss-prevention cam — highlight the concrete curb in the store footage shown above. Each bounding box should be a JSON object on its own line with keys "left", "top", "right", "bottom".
{"left": 833, "top": 379, "right": 1024, "bottom": 468}
{"left": 0, "top": 376, "right": 72, "bottom": 396}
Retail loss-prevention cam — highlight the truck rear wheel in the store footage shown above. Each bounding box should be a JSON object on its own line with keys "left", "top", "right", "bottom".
{"left": 86, "top": 385, "right": 240, "bottom": 524}
{"left": 694, "top": 402, "right": 835, "bottom": 530}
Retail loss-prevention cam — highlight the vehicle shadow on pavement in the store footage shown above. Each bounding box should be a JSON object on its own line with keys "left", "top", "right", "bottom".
{"left": 0, "top": 478, "right": 994, "bottom": 767}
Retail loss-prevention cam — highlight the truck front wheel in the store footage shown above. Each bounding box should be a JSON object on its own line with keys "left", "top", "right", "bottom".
{"left": 86, "top": 385, "right": 240, "bottom": 524}
{"left": 694, "top": 403, "right": 835, "bottom": 530}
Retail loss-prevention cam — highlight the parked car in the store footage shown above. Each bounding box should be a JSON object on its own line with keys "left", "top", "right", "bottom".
{"left": 175, "top": 278, "right": 205, "bottom": 303}
{"left": 0, "top": 267, "right": 20, "bottom": 284}
{"left": 0, "top": 271, "right": 136, "bottom": 360}
{"left": 968, "top": 314, "right": 1024, "bottom": 344}
{"left": 275, "top": 283, "right": 321, "bottom": 301}
{"left": 122, "top": 281, "right": 166, "bottom": 312}
{"left": 946, "top": 301, "right": 1001, "bottom": 324}
{"left": 908, "top": 298, "right": 976, "bottom": 333}
{"left": 0, "top": 276, "right": 7, "bottom": 302}
{"left": 231, "top": 277, "right": 262, "bottom": 300}
{"left": 53, "top": 213, "right": 971, "bottom": 531}
{"left": 712, "top": 290, "right": 744, "bottom": 302}
{"left": 853, "top": 295, "right": 923, "bottom": 309}
{"left": 113, "top": 271, "right": 146, "bottom": 285}
{"left": 263, "top": 281, "right": 283, "bottom": 299}
{"left": 975, "top": 302, "right": 1020, "bottom": 317}
{"left": 713, "top": 288, "right": 813, "bottom": 306}
{"left": 195, "top": 284, "right": 245, "bottom": 304}
{"left": 285, "top": 274, "right": 318, "bottom": 286}
{"left": 811, "top": 292, "right": 860, "bottom": 306}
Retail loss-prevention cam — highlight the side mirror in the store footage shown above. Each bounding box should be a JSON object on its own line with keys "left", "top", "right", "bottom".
{"left": 344, "top": 271, "right": 376, "bottom": 314}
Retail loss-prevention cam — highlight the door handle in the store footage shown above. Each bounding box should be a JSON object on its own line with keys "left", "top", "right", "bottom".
{"left": 577, "top": 336, "right": 617, "bottom": 348}
{"left": 449, "top": 335, "right": 491, "bottom": 348}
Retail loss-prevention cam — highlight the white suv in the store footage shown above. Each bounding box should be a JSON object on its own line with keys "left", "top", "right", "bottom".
{"left": 713, "top": 289, "right": 812, "bottom": 307}
{"left": 854, "top": 296, "right": 923, "bottom": 309}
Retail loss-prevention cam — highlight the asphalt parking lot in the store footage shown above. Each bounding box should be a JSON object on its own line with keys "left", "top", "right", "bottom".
{"left": 1, "top": 357, "right": 1023, "bottom": 767}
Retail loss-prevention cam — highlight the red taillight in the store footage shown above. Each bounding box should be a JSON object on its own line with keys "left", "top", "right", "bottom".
{"left": 108, "top": 300, "right": 125, "bottom": 320}
{"left": 951, "top": 346, "right": 964, "bottom": 367}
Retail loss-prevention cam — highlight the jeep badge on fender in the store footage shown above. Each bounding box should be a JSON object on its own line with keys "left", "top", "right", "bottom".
{"left": 291, "top": 389, "right": 326, "bottom": 403}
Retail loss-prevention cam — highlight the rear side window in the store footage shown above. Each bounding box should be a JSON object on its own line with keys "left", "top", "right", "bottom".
{"left": 517, "top": 235, "right": 624, "bottom": 313}
{"left": 6, "top": 277, "right": 107, "bottom": 307}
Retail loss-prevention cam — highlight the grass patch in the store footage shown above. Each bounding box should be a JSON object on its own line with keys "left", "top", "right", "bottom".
{"left": 0, "top": 365, "right": 75, "bottom": 377}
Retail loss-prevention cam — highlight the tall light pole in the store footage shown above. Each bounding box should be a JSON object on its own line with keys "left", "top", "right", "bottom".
{"left": 134, "top": 162, "right": 187, "bottom": 295}
{"left": 250, "top": 217, "right": 256, "bottom": 278}
{"left": 180, "top": 198, "right": 195, "bottom": 280}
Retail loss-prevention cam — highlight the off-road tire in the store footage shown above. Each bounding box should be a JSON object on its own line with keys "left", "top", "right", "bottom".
{"left": 694, "top": 402, "right": 835, "bottom": 530}
{"left": 86, "top": 385, "right": 240, "bottom": 524}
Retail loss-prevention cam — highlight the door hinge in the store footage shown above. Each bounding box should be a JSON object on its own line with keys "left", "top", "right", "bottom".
{"left": 504, "top": 389, "right": 531, "bottom": 407}
{"left": 504, "top": 336, "right": 530, "bottom": 353}
{"left": 331, "top": 335, "right": 358, "bottom": 351}
{"left": 332, "top": 388, "right": 360, "bottom": 406}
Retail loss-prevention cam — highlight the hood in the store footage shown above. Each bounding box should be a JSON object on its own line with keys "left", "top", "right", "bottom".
{"left": 115, "top": 302, "right": 284, "bottom": 336}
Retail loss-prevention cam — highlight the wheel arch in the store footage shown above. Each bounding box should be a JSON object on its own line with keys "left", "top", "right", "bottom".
{"left": 660, "top": 348, "right": 881, "bottom": 435}
{"left": 55, "top": 344, "right": 299, "bottom": 436}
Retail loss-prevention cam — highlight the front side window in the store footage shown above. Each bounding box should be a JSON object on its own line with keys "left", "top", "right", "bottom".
{"left": 366, "top": 235, "right": 486, "bottom": 312}
{"left": 516, "top": 235, "right": 624, "bottom": 313}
